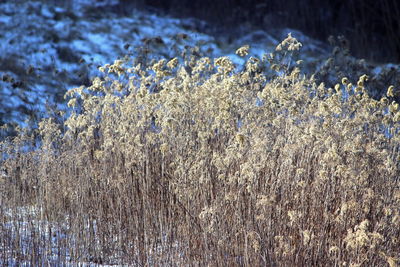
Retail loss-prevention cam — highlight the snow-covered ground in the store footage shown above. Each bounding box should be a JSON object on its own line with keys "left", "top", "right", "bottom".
{"left": 1, "top": 205, "right": 188, "bottom": 266}
{"left": 0, "top": 0, "right": 332, "bottom": 126}
{"left": 1, "top": 0, "right": 400, "bottom": 127}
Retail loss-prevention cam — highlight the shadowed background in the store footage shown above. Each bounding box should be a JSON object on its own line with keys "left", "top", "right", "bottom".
{"left": 122, "top": 0, "right": 400, "bottom": 63}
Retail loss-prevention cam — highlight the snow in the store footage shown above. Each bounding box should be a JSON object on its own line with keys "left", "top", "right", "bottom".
{"left": 0, "top": 15, "right": 11, "bottom": 24}
{"left": 40, "top": 5, "right": 54, "bottom": 19}
{"left": 0, "top": 204, "right": 187, "bottom": 266}
{"left": 0, "top": 0, "right": 331, "bottom": 127}
{"left": 1, "top": 0, "right": 398, "bottom": 128}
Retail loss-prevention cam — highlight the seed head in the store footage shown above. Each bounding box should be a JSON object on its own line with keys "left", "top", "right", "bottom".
{"left": 387, "top": 85, "right": 395, "bottom": 98}
{"left": 236, "top": 45, "right": 250, "bottom": 57}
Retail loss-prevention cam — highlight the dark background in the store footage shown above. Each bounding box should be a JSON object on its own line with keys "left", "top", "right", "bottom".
{"left": 120, "top": 0, "right": 400, "bottom": 63}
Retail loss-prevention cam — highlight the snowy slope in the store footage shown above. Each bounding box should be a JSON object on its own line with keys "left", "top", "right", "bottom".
{"left": 0, "top": 0, "right": 331, "bottom": 126}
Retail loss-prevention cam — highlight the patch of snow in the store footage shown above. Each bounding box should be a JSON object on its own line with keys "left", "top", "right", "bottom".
{"left": 372, "top": 63, "right": 399, "bottom": 75}
{"left": 41, "top": 5, "right": 54, "bottom": 19}
{"left": 0, "top": 15, "right": 11, "bottom": 24}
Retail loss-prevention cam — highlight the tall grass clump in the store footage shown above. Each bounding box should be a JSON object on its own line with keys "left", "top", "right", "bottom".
{"left": 1, "top": 35, "right": 399, "bottom": 266}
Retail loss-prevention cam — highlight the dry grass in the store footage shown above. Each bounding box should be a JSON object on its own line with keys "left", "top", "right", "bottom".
{"left": 1, "top": 35, "right": 399, "bottom": 266}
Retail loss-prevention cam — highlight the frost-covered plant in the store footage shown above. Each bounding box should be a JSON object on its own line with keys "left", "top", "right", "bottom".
{"left": 314, "top": 35, "right": 400, "bottom": 101}
{"left": 1, "top": 34, "right": 399, "bottom": 266}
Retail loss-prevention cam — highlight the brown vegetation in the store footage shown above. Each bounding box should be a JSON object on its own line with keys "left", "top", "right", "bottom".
{"left": 1, "top": 35, "right": 399, "bottom": 266}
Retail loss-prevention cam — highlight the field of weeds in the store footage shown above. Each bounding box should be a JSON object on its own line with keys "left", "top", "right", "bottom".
{"left": 1, "top": 34, "right": 399, "bottom": 266}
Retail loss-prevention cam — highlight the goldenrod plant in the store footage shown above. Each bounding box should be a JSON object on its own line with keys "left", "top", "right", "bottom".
{"left": 0, "top": 34, "right": 399, "bottom": 266}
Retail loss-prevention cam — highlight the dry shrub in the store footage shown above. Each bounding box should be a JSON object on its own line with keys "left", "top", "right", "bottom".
{"left": 1, "top": 35, "right": 399, "bottom": 266}
{"left": 314, "top": 35, "right": 400, "bottom": 102}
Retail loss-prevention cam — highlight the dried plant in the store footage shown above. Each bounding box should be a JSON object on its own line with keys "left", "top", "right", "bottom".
{"left": 1, "top": 34, "right": 399, "bottom": 266}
